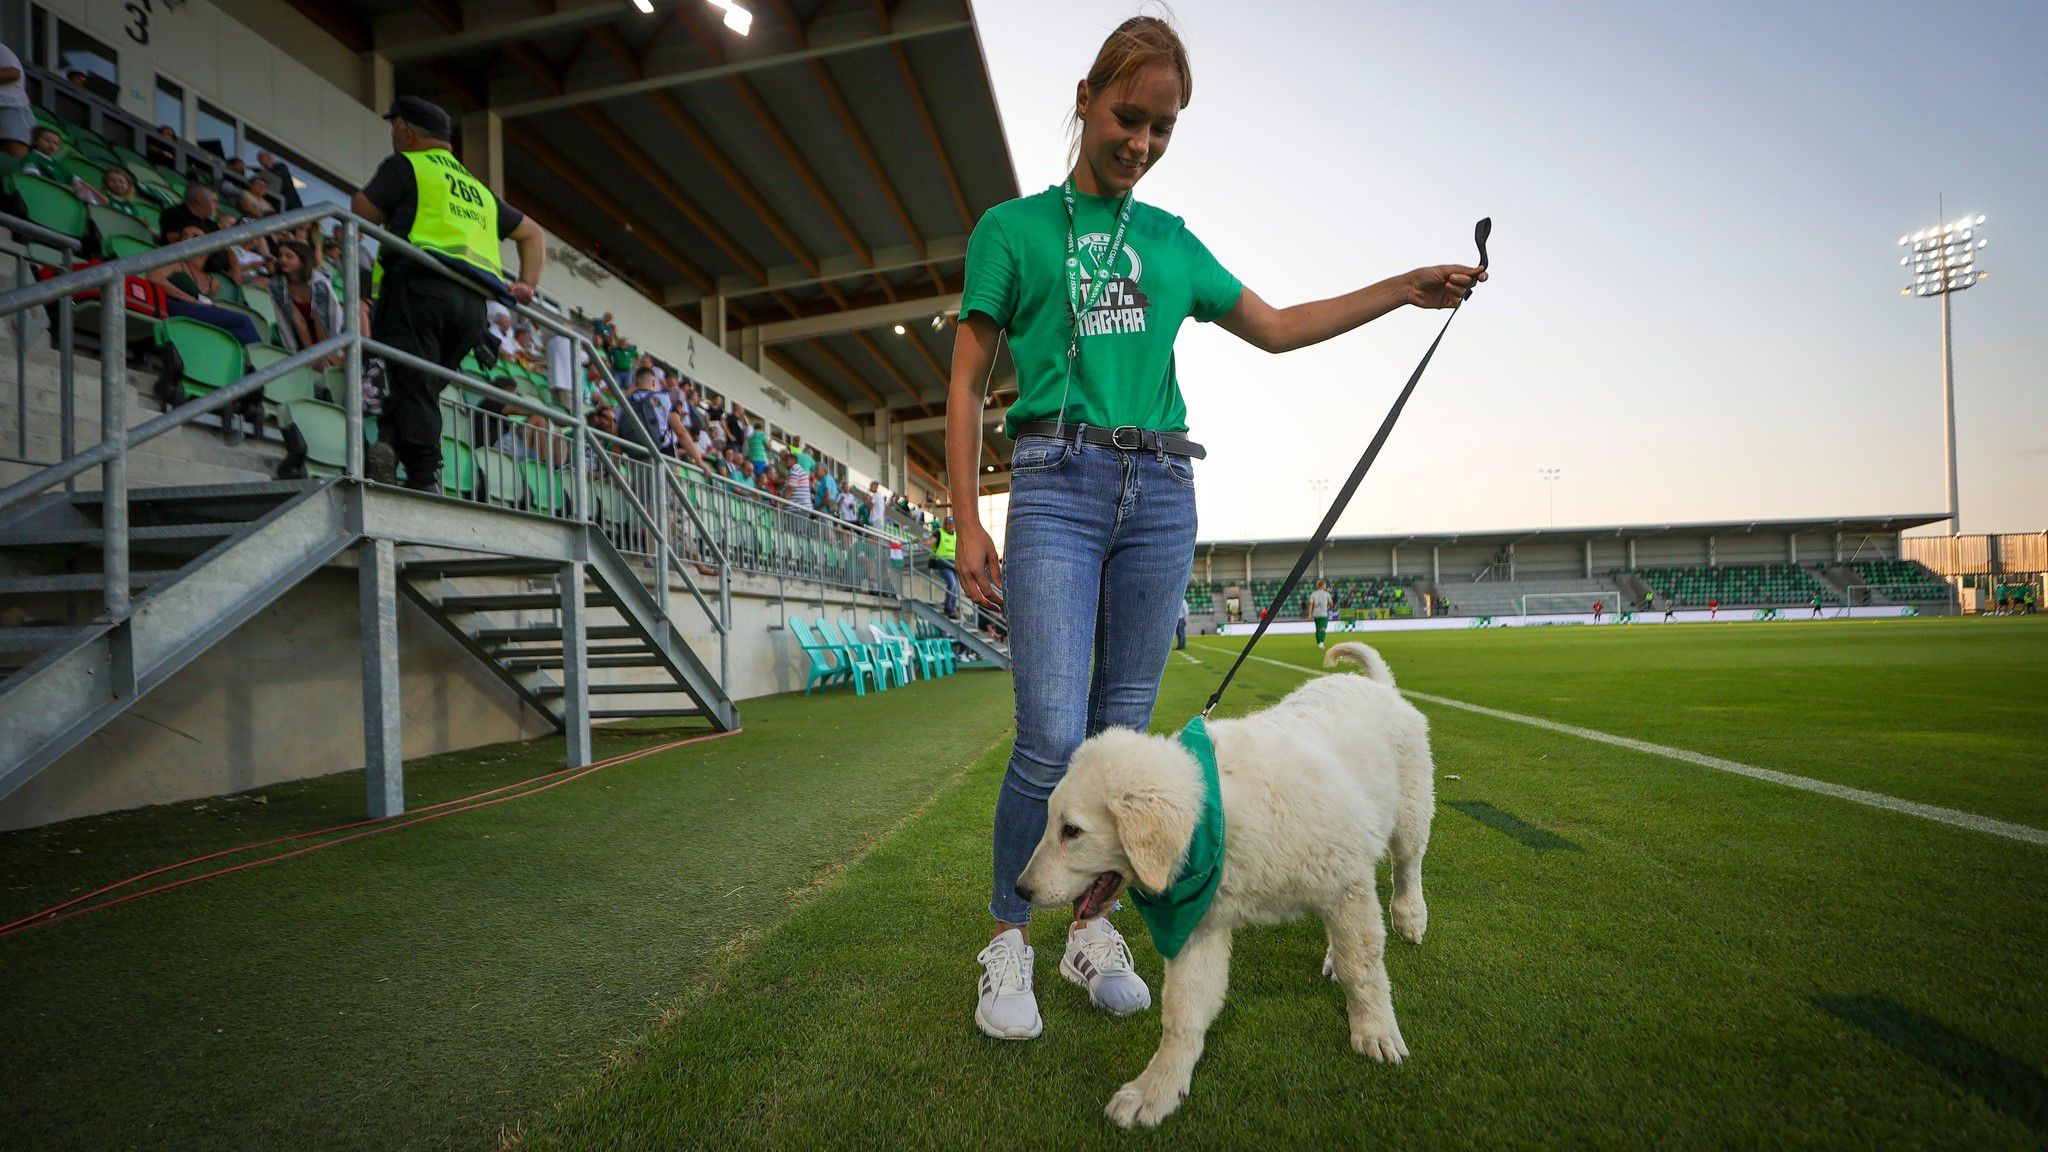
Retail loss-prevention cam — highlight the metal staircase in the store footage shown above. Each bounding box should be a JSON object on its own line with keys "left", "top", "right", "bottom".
{"left": 0, "top": 480, "right": 357, "bottom": 800}
{"left": 903, "top": 596, "right": 1011, "bottom": 670}
{"left": 0, "top": 205, "right": 738, "bottom": 819}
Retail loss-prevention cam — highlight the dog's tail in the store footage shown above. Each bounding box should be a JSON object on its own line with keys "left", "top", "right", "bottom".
{"left": 1324, "top": 642, "right": 1396, "bottom": 688}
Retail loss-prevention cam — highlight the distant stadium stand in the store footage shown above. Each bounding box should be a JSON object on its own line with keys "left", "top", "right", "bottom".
{"left": 1847, "top": 560, "right": 1951, "bottom": 604}
{"left": 1631, "top": 564, "right": 1824, "bottom": 608}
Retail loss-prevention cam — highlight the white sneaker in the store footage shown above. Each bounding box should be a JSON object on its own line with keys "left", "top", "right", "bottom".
{"left": 1062, "top": 918, "right": 1152, "bottom": 1016}
{"left": 975, "top": 929, "right": 1042, "bottom": 1040}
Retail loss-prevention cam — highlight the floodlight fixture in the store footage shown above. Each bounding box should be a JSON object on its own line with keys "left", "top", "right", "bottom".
{"left": 706, "top": 0, "right": 752, "bottom": 34}
{"left": 631, "top": 0, "right": 654, "bottom": 11}
{"left": 1896, "top": 201, "right": 1989, "bottom": 535}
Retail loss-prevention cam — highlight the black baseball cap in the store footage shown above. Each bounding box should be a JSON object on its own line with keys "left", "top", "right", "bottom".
{"left": 383, "top": 96, "right": 453, "bottom": 139}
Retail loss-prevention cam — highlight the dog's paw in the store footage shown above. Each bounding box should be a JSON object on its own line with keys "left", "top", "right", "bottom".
{"left": 1322, "top": 950, "right": 1337, "bottom": 980}
{"left": 1392, "top": 899, "right": 1427, "bottom": 944}
{"left": 1105, "top": 1076, "right": 1185, "bottom": 1129}
{"left": 1351, "top": 1019, "right": 1409, "bottom": 1063}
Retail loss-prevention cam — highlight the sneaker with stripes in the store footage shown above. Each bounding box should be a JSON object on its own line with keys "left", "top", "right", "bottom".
{"left": 975, "top": 928, "right": 1042, "bottom": 1040}
{"left": 1061, "top": 917, "right": 1151, "bottom": 1016}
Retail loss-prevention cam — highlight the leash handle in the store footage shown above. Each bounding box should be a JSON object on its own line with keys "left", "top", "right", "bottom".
{"left": 1204, "top": 218, "right": 1490, "bottom": 716}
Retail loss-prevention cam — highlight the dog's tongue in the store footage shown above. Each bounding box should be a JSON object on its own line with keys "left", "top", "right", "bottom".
{"left": 1072, "top": 872, "right": 1123, "bottom": 921}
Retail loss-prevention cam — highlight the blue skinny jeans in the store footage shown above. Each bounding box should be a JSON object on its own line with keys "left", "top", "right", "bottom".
{"left": 988, "top": 430, "right": 1197, "bottom": 925}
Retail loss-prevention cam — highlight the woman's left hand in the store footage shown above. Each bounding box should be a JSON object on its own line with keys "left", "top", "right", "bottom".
{"left": 1406, "top": 264, "right": 1487, "bottom": 309}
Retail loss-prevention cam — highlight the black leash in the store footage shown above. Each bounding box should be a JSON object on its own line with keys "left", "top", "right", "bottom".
{"left": 1204, "top": 217, "right": 1492, "bottom": 716}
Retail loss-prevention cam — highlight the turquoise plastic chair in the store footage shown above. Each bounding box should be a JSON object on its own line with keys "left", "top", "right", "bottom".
{"left": 818, "top": 619, "right": 887, "bottom": 693}
{"left": 890, "top": 619, "right": 946, "bottom": 679}
{"left": 865, "top": 620, "right": 916, "bottom": 685}
{"left": 787, "top": 617, "right": 853, "bottom": 695}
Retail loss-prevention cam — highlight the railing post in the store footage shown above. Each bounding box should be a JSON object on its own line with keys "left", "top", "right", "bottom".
{"left": 56, "top": 282, "right": 73, "bottom": 485}
{"left": 99, "top": 268, "right": 127, "bottom": 620}
{"left": 12, "top": 252, "right": 25, "bottom": 462}
{"left": 342, "top": 219, "right": 364, "bottom": 478}
{"left": 556, "top": 333, "right": 587, "bottom": 524}
{"left": 654, "top": 460, "right": 671, "bottom": 620}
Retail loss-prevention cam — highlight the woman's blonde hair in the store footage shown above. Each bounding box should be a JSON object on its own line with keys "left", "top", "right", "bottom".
{"left": 1067, "top": 12, "right": 1192, "bottom": 166}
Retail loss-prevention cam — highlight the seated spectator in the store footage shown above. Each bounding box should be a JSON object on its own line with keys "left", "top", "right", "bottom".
{"left": 149, "top": 225, "right": 266, "bottom": 345}
{"left": 486, "top": 302, "right": 521, "bottom": 361}
{"left": 212, "top": 209, "right": 271, "bottom": 284}
{"left": 144, "top": 125, "right": 178, "bottom": 166}
{"left": 267, "top": 240, "right": 342, "bottom": 363}
{"left": 157, "top": 185, "right": 219, "bottom": 244}
{"left": 220, "top": 156, "right": 250, "bottom": 198}
{"left": 17, "top": 126, "right": 67, "bottom": 180}
{"left": 236, "top": 173, "right": 274, "bottom": 220}
{"left": 95, "top": 165, "right": 145, "bottom": 216}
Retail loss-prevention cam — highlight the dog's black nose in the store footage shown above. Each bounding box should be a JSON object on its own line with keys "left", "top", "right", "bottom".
{"left": 1014, "top": 882, "right": 1035, "bottom": 904}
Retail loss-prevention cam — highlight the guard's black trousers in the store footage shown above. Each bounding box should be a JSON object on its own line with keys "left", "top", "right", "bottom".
{"left": 372, "top": 271, "right": 487, "bottom": 484}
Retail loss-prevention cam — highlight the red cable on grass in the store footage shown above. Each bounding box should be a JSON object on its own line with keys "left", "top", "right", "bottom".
{"left": 0, "top": 727, "right": 741, "bottom": 940}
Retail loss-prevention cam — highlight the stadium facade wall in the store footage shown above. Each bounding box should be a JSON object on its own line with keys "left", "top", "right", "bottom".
{"left": 17, "top": 0, "right": 883, "bottom": 484}
{"left": 1205, "top": 529, "right": 1898, "bottom": 587}
{"left": 0, "top": 563, "right": 920, "bottom": 832}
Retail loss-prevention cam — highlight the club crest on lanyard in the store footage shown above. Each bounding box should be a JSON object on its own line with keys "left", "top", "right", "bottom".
{"left": 1063, "top": 178, "right": 1135, "bottom": 362}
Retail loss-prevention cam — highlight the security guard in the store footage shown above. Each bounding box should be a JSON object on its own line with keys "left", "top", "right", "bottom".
{"left": 926, "top": 514, "right": 961, "bottom": 618}
{"left": 352, "top": 96, "right": 545, "bottom": 490}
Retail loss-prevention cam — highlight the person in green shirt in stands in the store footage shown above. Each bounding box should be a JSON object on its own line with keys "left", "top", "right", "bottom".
{"left": 744, "top": 421, "right": 770, "bottom": 478}
{"left": 947, "top": 14, "right": 1485, "bottom": 1051}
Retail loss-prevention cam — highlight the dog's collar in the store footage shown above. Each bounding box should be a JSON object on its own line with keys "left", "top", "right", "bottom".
{"left": 1130, "top": 716, "right": 1226, "bottom": 960}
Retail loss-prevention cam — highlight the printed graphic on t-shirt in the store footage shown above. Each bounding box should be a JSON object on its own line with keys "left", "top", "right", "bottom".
{"left": 1075, "top": 233, "right": 1151, "bottom": 339}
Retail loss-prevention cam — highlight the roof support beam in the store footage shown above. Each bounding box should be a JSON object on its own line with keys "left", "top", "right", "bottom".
{"left": 377, "top": 0, "right": 640, "bottom": 65}
{"left": 488, "top": 16, "right": 972, "bottom": 118}
{"left": 894, "top": 406, "right": 1008, "bottom": 436}
{"left": 662, "top": 237, "right": 968, "bottom": 304}
{"left": 849, "top": 374, "right": 1014, "bottom": 417}
{"left": 751, "top": 293, "right": 960, "bottom": 345}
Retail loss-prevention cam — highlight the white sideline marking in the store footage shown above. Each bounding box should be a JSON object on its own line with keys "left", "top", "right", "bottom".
{"left": 1191, "top": 643, "right": 2048, "bottom": 848}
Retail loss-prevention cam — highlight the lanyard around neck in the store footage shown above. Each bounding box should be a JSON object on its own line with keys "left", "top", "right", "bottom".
{"left": 1062, "top": 177, "right": 1134, "bottom": 362}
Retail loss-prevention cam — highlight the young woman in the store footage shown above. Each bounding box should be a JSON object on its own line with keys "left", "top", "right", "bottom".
{"left": 946, "top": 15, "right": 1484, "bottom": 1040}
{"left": 266, "top": 240, "right": 344, "bottom": 366}
{"left": 150, "top": 224, "right": 266, "bottom": 346}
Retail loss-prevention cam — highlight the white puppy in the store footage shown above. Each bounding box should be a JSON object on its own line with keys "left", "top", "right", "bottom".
{"left": 1015, "top": 642, "right": 1435, "bottom": 1128}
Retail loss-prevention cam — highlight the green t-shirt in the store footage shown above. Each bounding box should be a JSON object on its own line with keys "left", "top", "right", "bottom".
{"left": 960, "top": 185, "right": 1241, "bottom": 439}
{"left": 745, "top": 428, "right": 769, "bottom": 464}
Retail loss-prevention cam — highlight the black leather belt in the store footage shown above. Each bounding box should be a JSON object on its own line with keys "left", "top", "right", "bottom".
{"left": 1010, "top": 421, "right": 1207, "bottom": 460}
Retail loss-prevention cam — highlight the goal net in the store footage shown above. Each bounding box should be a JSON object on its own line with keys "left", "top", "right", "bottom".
{"left": 1518, "top": 591, "right": 1628, "bottom": 618}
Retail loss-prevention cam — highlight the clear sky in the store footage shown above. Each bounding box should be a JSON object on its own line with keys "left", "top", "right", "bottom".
{"left": 967, "top": 0, "right": 2047, "bottom": 542}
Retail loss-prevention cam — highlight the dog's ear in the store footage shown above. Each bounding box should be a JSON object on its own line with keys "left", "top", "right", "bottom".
{"left": 1104, "top": 744, "right": 1201, "bottom": 894}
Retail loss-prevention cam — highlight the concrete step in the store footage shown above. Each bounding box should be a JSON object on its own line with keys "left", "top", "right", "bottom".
{"left": 504, "top": 654, "right": 665, "bottom": 670}
{"left": 435, "top": 592, "right": 616, "bottom": 613}
{"left": 470, "top": 624, "right": 640, "bottom": 644}
{"left": 402, "top": 557, "right": 569, "bottom": 578}
{"left": 67, "top": 480, "right": 320, "bottom": 506}
{"left": 590, "top": 708, "right": 708, "bottom": 720}
{"left": 534, "top": 682, "right": 689, "bottom": 697}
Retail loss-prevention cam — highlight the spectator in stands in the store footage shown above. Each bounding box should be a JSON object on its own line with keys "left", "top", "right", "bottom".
{"left": 838, "top": 485, "right": 861, "bottom": 524}
{"left": 149, "top": 225, "right": 266, "bottom": 346}
{"left": 724, "top": 400, "right": 749, "bottom": 446}
{"left": 96, "top": 165, "right": 145, "bottom": 216}
{"left": 18, "top": 125, "right": 69, "bottom": 181}
{"left": 267, "top": 240, "right": 342, "bottom": 363}
{"left": 781, "top": 448, "right": 812, "bottom": 510}
{"left": 354, "top": 96, "right": 545, "bottom": 491}
{"left": 487, "top": 303, "right": 521, "bottom": 362}
{"left": 257, "top": 150, "right": 302, "bottom": 211}
{"left": 0, "top": 41, "right": 30, "bottom": 161}
{"left": 158, "top": 184, "right": 219, "bottom": 244}
{"left": 213, "top": 209, "right": 272, "bottom": 283}
{"left": 1308, "top": 580, "right": 1334, "bottom": 649}
{"left": 744, "top": 419, "right": 770, "bottom": 477}
{"left": 220, "top": 156, "right": 251, "bottom": 199}
{"left": 237, "top": 173, "right": 274, "bottom": 220}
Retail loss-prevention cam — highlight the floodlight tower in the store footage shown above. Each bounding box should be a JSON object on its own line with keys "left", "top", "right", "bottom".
{"left": 1538, "top": 468, "right": 1561, "bottom": 527}
{"left": 1897, "top": 203, "right": 1988, "bottom": 535}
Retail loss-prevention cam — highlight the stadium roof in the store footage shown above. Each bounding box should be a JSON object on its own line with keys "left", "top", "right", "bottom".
{"left": 1197, "top": 514, "right": 1952, "bottom": 551}
{"left": 288, "top": 0, "right": 1020, "bottom": 488}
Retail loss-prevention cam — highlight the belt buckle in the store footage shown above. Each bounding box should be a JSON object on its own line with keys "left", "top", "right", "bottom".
{"left": 1109, "top": 425, "right": 1144, "bottom": 451}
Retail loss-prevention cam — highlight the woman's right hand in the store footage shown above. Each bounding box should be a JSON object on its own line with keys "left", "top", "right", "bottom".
{"left": 954, "top": 520, "right": 1005, "bottom": 613}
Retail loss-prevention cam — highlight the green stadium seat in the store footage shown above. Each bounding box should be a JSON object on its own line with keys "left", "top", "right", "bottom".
{"left": 441, "top": 437, "right": 475, "bottom": 498}
{"left": 242, "top": 288, "right": 281, "bottom": 342}
{"left": 156, "top": 316, "right": 247, "bottom": 402}
{"left": 5, "top": 171, "right": 88, "bottom": 240}
{"left": 86, "top": 204, "right": 154, "bottom": 257}
{"left": 282, "top": 398, "right": 349, "bottom": 476}
{"left": 103, "top": 233, "right": 153, "bottom": 260}
{"left": 477, "top": 447, "right": 527, "bottom": 508}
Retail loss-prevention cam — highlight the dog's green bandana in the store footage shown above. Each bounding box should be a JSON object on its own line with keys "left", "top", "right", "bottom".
{"left": 1131, "top": 716, "right": 1225, "bottom": 960}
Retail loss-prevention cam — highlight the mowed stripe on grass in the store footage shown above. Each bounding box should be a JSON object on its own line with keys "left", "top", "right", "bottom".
{"left": 0, "top": 672, "right": 1020, "bottom": 1152}
{"left": 1196, "top": 639, "right": 2048, "bottom": 847}
{"left": 520, "top": 627, "right": 2048, "bottom": 1150}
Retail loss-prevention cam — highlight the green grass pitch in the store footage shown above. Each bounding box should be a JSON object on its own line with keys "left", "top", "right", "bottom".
{"left": 2, "top": 617, "right": 2043, "bottom": 1149}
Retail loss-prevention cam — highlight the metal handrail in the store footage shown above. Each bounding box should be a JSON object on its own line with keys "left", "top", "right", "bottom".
{"left": 0, "top": 200, "right": 956, "bottom": 651}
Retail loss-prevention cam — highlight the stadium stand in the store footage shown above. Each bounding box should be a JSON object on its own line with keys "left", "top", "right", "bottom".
{"left": 0, "top": 36, "right": 1008, "bottom": 829}
{"left": 1631, "top": 564, "right": 1824, "bottom": 607}
{"left": 1432, "top": 576, "right": 1627, "bottom": 618}
{"left": 1847, "top": 560, "right": 1950, "bottom": 604}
